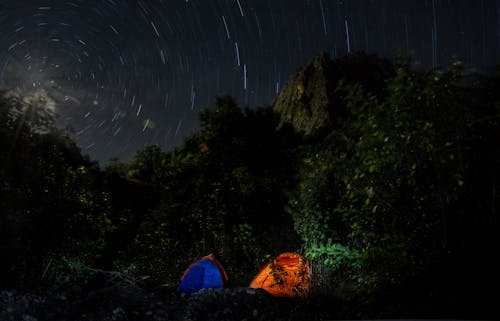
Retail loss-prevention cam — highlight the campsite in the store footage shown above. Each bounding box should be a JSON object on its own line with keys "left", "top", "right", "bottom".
{"left": 2, "top": 50, "right": 500, "bottom": 320}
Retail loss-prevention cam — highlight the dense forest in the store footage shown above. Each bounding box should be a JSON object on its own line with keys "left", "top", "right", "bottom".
{"left": 1, "top": 52, "right": 500, "bottom": 319}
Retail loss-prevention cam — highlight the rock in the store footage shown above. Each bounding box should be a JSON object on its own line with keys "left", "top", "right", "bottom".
{"left": 273, "top": 52, "right": 333, "bottom": 136}
{"left": 112, "top": 306, "right": 126, "bottom": 320}
{"left": 22, "top": 314, "right": 38, "bottom": 321}
{"left": 246, "top": 288, "right": 256, "bottom": 295}
{"left": 0, "top": 284, "right": 316, "bottom": 321}
{"left": 273, "top": 51, "right": 395, "bottom": 137}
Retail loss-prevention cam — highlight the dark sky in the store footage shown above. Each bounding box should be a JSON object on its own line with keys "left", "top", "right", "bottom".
{"left": 1, "top": 0, "right": 499, "bottom": 164}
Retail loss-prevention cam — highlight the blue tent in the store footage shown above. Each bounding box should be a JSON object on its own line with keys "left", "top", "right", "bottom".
{"left": 178, "top": 254, "right": 228, "bottom": 293}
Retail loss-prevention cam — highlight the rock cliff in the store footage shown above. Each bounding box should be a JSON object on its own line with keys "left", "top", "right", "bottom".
{"left": 273, "top": 52, "right": 395, "bottom": 136}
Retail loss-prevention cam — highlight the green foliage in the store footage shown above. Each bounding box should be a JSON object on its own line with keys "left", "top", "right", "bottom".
{"left": 305, "top": 239, "right": 362, "bottom": 292}
{"left": 306, "top": 240, "right": 361, "bottom": 271}
{"left": 287, "top": 148, "right": 341, "bottom": 246}
{"left": 105, "top": 157, "right": 129, "bottom": 177}
{"left": 122, "top": 202, "right": 186, "bottom": 286}
{"left": 121, "top": 95, "right": 300, "bottom": 287}
{"left": 127, "top": 145, "right": 164, "bottom": 181}
{"left": 44, "top": 255, "right": 97, "bottom": 287}
{"left": 287, "top": 59, "right": 500, "bottom": 303}
{"left": 0, "top": 94, "right": 113, "bottom": 288}
{"left": 2, "top": 55, "right": 500, "bottom": 320}
{"left": 336, "top": 66, "right": 471, "bottom": 281}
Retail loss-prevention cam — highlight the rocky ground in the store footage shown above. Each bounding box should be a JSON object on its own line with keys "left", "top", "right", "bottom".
{"left": 0, "top": 282, "right": 320, "bottom": 321}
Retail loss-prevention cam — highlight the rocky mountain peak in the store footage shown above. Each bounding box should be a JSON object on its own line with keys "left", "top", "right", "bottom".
{"left": 273, "top": 51, "right": 395, "bottom": 137}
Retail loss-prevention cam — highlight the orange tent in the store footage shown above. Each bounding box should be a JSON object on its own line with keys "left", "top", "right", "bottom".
{"left": 249, "top": 252, "right": 310, "bottom": 297}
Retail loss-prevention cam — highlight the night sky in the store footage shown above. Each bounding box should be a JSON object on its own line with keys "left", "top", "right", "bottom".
{"left": 1, "top": 0, "right": 499, "bottom": 164}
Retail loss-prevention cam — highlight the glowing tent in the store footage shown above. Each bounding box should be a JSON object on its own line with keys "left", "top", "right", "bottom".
{"left": 249, "top": 252, "right": 310, "bottom": 298}
{"left": 178, "top": 254, "right": 228, "bottom": 294}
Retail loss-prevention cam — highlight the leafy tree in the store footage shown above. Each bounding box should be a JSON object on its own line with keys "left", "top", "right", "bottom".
{"left": 336, "top": 66, "right": 471, "bottom": 284}
{"left": 0, "top": 93, "right": 112, "bottom": 288}
{"left": 127, "top": 145, "right": 164, "bottom": 182}
{"left": 288, "top": 61, "right": 486, "bottom": 297}
{"left": 124, "top": 95, "right": 301, "bottom": 286}
{"left": 105, "top": 157, "right": 129, "bottom": 177}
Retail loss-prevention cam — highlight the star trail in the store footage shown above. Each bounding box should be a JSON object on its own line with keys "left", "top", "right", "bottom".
{"left": 0, "top": 0, "right": 498, "bottom": 163}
